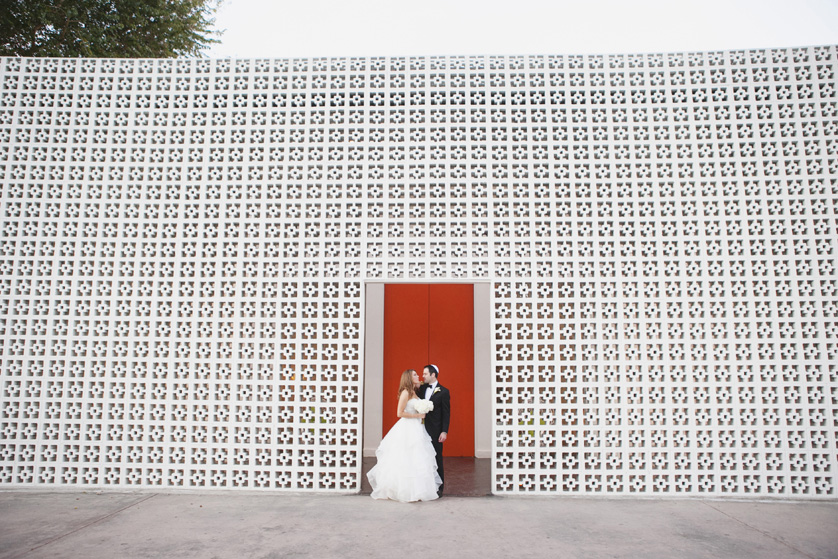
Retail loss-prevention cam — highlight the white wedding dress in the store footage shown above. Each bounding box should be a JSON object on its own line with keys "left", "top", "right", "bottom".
{"left": 367, "top": 398, "right": 442, "bottom": 502}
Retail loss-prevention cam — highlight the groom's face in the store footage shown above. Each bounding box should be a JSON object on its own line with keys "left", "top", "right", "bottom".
{"left": 423, "top": 368, "right": 433, "bottom": 384}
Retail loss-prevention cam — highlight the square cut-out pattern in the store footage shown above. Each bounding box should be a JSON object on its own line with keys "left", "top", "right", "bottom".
{"left": 0, "top": 47, "right": 836, "bottom": 496}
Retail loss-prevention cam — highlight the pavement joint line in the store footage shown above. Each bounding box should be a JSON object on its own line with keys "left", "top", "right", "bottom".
{"left": 7, "top": 493, "right": 159, "bottom": 559}
{"left": 699, "top": 500, "right": 817, "bottom": 559}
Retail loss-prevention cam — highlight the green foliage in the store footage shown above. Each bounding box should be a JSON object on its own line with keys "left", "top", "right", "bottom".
{"left": 0, "top": 0, "right": 221, "bottom": 58}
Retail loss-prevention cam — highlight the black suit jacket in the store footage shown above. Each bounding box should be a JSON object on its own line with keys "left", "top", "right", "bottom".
{"left": 419, "top": 383, "right": 450, "bottom": 440}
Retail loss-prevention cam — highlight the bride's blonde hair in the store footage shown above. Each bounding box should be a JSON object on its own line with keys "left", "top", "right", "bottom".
{"left": 397, "top": 369, "right": 417, "bottom": 399}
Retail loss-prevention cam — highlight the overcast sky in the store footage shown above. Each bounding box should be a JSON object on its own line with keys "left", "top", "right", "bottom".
{"left": 206, "top": 0, "right": 838, "bottom": 59}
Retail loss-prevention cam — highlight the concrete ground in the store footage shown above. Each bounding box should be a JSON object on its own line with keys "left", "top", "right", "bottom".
{"left": 1, "top": 492, "right": 836, "bottom": 559}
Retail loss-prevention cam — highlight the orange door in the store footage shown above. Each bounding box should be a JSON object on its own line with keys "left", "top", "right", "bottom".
{"left": 382, "top": 284, "right": 475, "bottom": 456}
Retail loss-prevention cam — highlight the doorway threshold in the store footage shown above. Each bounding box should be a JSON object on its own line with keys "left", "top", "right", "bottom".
{"left": 360, "top": 456, "right": 492, "bottom": 497}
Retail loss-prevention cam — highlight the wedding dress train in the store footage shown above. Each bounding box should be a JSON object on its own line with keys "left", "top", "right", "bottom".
{"left": 367, "top": 398, "right": 442, "bottom": 502}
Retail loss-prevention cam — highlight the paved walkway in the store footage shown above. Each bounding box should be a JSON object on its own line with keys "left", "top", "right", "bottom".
{"left": 1, "top": 491, "right": 836, "bottom": 559}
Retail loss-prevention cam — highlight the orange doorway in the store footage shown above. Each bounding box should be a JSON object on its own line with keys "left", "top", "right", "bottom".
{"left": 382, "top": 284, "right": 475, "bottom": 457}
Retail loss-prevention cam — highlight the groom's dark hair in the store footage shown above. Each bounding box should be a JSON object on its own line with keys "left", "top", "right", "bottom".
{"left": 424, "top": 364, "right": 438, "bottom": 377}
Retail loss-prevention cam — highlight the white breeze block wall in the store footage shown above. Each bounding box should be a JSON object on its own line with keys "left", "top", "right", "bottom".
{"left": 0, "top": 47, "right": 836, "bottom": 497}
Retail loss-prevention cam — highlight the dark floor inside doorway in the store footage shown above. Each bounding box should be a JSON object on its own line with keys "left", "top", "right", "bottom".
{"left": 361, "top": 457, "right": 492, "bottom": 497}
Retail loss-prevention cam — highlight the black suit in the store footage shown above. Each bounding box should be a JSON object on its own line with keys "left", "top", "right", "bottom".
{"left": 420, "top": 382, "right": 450, "bottom": 491}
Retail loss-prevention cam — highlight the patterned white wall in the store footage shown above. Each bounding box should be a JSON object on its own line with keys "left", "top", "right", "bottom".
{"left": 0, "top": 47, "right": 836, "bottom": 497}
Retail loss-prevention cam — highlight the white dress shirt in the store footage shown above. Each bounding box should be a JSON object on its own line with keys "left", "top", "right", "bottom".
{"left": 424, "top": 382, "right": 437, "bottom": 400}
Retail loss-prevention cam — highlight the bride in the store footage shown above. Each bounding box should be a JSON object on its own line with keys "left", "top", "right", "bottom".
{"left": 367, "top": 369, "right": 442, "bottom": 502}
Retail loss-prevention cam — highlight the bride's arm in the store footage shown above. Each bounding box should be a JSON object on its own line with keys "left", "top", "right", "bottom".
{"left": 396, "top": 390, "right": 425, "bottom": 419}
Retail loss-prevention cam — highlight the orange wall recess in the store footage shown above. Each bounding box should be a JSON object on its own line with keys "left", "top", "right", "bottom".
{"left": 382, "top": 284, "right": 475, "bottom": 457}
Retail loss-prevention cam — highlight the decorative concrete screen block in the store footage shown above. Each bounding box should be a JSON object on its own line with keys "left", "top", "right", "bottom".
{"left": 0, "top": 47, "right": 836, "bottom": 496}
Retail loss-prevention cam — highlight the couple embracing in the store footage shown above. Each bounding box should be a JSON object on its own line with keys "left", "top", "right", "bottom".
{"left": 367, "top": 364, "right": 450, "bottom": 502}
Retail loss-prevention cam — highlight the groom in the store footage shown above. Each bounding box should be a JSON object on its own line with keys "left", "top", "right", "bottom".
{"left": 420, "top": 364, "right": 450, "bottom": 497}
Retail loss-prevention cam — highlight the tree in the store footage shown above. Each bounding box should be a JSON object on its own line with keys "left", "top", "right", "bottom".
{"left": 0, "top": 0, "right": 222, "bottom": 58}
